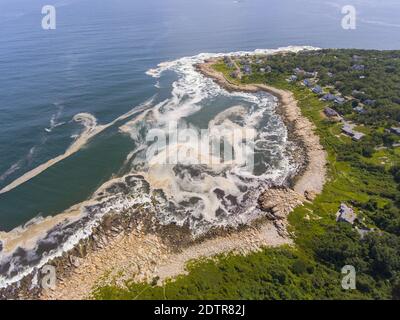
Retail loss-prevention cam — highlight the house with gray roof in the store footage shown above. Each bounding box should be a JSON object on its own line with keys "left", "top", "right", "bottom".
{"left": 324, "top": 107, "right": 339, "bottom": 118}
{"left": 336, "top": 203, "right": 357, "bottom": 225}
{"left": 322, "top": 93, "right": 336, "bottom": 101}
{"left": 334, "top": 97, "right": 346, "bottom": 105}
{"left": 312, "top": 85, "right": 323, "bottom": 95}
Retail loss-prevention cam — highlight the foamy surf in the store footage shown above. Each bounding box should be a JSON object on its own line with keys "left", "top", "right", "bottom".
{"left": 0, "top": 46, "right": 318, "bottom": 289}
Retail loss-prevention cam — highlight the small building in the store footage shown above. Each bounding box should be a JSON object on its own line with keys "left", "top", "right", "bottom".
{"left": 352, "top": 90, "right": 364, "bottom": 97}
{"left": 312, "top": 85, "right": 323, "bottom": 95}
{"left": 324, "top": 107, "right": 339, "bottom": 118}
{"left": 259, "top": 65, "right": 271, "bottom": 73}
{"left": 288, "top": 75, "right": 298, "bottom": 82}
{"left": 293, "top": 67, "right": 304, "bottom": 75}
{"left": 352, "top": 55, "right": 363, "bottom": 62}
{"left": 230, "top": 70, "right": 240, "bottom": 79}
{"left": 327, "top": 72, "right": 334, "bottom": 78}
{"left": 342, "top": 122, "right": 365, "bottom": 141}
{"left": 304, "top": 71, "right": 317, "bottom": 78}
{"left": 352, "top": 132, "right": 365, "bottom": 141}
{"left": 322, "top": 93, "right": 336, "bottom": 102}
{"left": 336, "top": 203, "right": 357, "bottom": 225}
{"left": 364, "top": 99, "right": 376, "bottom": 106}
{"left": 334, "top": 97, "right": 346, "bottom": 105}
{"left": 353, "top": 106, "right": 365, "bottom": 114}
{"left": 242, "top": 65, "right": 252, "bottom": 75}
{"left": 342, "top": 124, "right": 355, "bottom": 136}
{"left": 390, "top": 127, "right": 400, "bottom": 136}
{"left": 356, "top": 227, "right": 372, "bottom": 239}
{"left": 351, "top": 64, "right": 365, "bottom": 71}
{"left": 303, "top": 79, "right": 312, "bottom": 88}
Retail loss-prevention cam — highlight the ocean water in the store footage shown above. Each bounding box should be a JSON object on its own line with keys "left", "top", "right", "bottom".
{"left": 0, "top": 0, "right": 400, "bottom": 287}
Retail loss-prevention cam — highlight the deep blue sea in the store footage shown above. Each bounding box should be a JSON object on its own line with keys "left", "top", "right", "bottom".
{"left": 0, "top": 0, "right": 400, "bottom": 232}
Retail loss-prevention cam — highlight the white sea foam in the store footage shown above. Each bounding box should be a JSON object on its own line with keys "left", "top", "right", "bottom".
{"left": 0, "top": 46, "right": 318, "bottom": 289}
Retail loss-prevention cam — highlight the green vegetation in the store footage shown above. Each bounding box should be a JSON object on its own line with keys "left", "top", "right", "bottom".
{"left": 94, "top": 49, "right": 400, "bottom": 300}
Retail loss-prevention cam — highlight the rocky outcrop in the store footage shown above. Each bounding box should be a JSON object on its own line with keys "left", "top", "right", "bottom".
{"left": 258, "top": 187, "right": 305, "bottom": 236}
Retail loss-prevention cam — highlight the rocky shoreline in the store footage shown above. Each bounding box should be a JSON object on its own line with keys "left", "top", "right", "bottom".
{"left": 196, "top": 58, "right": 327, "bottom": 200}
{"left": 0, "top": 57, "right": 327, "bottom": 300}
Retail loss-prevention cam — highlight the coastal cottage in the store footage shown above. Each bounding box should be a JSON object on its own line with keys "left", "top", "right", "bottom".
{"left": 334, "top": 96, "right": 346, "bottom": 105}
{"left": 342, "top": 123, "right": 355, "bottom": 136}
{"left": 390, "top": 127, "right": 400, "bottom": 136}
{"left": 322, "top": 93, "right": 336, "bottom": 102}
{"left": 342, "top": 123, "right": 365, "bottom": 141}
{"left": 230, "top": 70, "right": 240, "bottom": 79}
{"left": 351, "top": 64, "right": 365, "bottom": 71}
{"left": 293, "top": 67, "right": 304, "bottom": 75}
{"left": 354, "top": 106, "right": 365, "bottom": 114}
{"left": 352, "top": 132, "right": 365, "bottom": 141}
{"left": 303, "top": 79, "right": 312, "bottom": 88}
{"left": 304, "top": 71, "right": 317, "bottom": 78}
{"left": 364, "top": 99, "right": 376, "bottom": 106}
{"left": 336, "top": 203, "right": 357, "bottom": 225}
{"left": 324, "top": 107, "right": 340, "bottom": 118}
{"left": 312, "top": 85, "right": 323, "bottom": 95}
{"left": 242, "top": 65, "right": 252, "bottom": 75}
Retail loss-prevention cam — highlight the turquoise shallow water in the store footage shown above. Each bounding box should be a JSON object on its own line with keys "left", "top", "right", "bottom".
{"left": 1, "top": 0, "right": 400, "bottom": 232}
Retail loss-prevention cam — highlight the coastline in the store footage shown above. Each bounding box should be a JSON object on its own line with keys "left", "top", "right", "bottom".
{"left": 196, "top": 58, "right": 327, "bottom": 200}
{"left": 1, "top": 55, "right": 327, "bottom": 300}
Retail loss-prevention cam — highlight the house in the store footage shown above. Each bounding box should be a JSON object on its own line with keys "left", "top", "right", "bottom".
{"left": 336, "top": 203, "right": 357, "bottom": 225}
{"left": 352, "top": 55, "right": 363, "bottom": 62}
{"left": 259, "top": 66, "right": 271, "bottom": 73}
{"left": 356, "top": 227, "right": 372, "bottom": 239}
{"left": 352, "top": 132, "right": 365, "bottom": 141}
{"left": 322, "top": 93, "right": 336, "bottom": 101}
{"left": 303, "top": 79, "right": 312, "bottom": 87}
{"left": 312, "top": 85, "right": 323, "bottom": 95}
{"left": 230, "top": 70, "right": 240, "bottom": 79}
{"left": 342, "top": 123, "right": 355, "bottom": 136}
{"left": 351, "top": 64, "right": 365, "bottom": 71}
{"left": 334, "top": 97, "right": 346, "bottom": 105}
{"left": 353, "top": 106, "right": 365, "bottom": 114}
{"left": 390, "top": 127, "right": 400, "bottom": 136}
{"left": 293, "top": 67, "right": 304, "bottom": 75}
{"left": 364, "top": 99, "right": 376, "bottom": 106}
{"left": 324, "top": 107, "right": 339, "bottom": 118}
{"left": 223, "top": 56, "right": 231, "bottom": 64}
{"left": 242, "top": 65, "right": 252, "bottom": 75}
{"left": 342, "top": 122, "right": 365, "bottom": 141}
{"left": 304, "top": 71, "right": 317, "bottom": 78}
